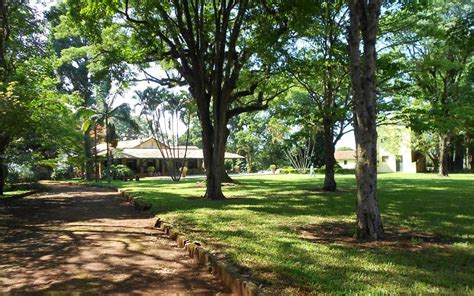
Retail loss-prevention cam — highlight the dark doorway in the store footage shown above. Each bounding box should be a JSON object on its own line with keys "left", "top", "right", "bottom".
{"left": 396, "top": 155, "right": 403, "bottom": 172}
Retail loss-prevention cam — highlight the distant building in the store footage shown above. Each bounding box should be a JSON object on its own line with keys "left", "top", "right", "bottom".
{"left": 334, "top": 150, "right": 356, "bottom": 169}
{"left": 377, "top": 125, "right": 421, "bottom": 173}
{"left": 95, "top": 137, "right": 243, "bottom": 176}
{"left": 335, "top": 126, "right": 426, "bottom": 173}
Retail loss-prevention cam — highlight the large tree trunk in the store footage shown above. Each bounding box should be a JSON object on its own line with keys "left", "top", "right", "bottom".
{"left": 439, "top": 132, "right": 450, "bottom": 176}
{"left": 203, "top": 140, "right": 226, "bottom": 200}
{"left": 323, "top": 119, "right": 337, "bottom": 191}
{"left": 200, "top": 113, "right": 227, "bottom": 200}
{"left": 348, "top": 0, "right": 384, "bottom": 240}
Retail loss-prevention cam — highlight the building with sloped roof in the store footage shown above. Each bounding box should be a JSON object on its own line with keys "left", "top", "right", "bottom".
{"left": 334, "top": 150, "right": 356, "bottom": 169}
{"left": 96, "top": 137, "right": 243, "bottom": 176}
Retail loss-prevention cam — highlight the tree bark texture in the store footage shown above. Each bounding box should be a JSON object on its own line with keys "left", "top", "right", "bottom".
{"left": 200, "top": 117, "right": 228, "bottom": 200}
{"left": 348, "top": 0, "right": 384, "bottom": 240}
{"left": 438, "top": 131, "right": 451, "bottom": 176}
{"left": 323, "top": 119, "right": 337, "bottom": 191}
{"left": 84, "top": 130, "right": 94, "bottom": 180}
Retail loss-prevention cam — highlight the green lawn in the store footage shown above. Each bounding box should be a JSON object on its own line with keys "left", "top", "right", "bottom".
{"left": 1, "top": 190, "right": 32, "bottom": 198}
{"left": 93, "top": 173, "right": 473, "bottom": 294}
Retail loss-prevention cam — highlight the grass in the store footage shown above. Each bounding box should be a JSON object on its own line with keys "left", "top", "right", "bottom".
{"left": 1, "top": 190, "right": 33, "bottom": 198}
{"left": 87, "top": 173, "right": 473, "bottom": 294}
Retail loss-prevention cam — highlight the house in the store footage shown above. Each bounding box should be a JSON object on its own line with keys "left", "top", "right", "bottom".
{"left": 377, "top": 125, "right": 420, "bottom": 173}
{"left": 334, "top": 150, "right": 356, "bottom": 169}
{"left": 95, "top": 137, "right": 244, "bottom": 176}
{"left": 334, "top": 126, "right": 426, "bottom": 173}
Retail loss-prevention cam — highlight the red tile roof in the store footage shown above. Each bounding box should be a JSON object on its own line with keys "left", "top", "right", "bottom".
{"left": 334, "top": 150, "right": 356, "bottom": 160}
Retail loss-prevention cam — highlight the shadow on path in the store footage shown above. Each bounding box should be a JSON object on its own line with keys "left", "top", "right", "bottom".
{"left": 0, "top": 183, "right": 227, "bottom": 294}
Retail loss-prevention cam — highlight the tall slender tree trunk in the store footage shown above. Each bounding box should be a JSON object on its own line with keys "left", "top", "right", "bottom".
{"left": 323, "top": 120, "right": 337, "bottom": 191}
{"left": 84, "top": 125, "right": 94, "bottom": 180}
{"left": 0, "top": 136, "right": 9, "bottom": 195}
{"left": 348, "top": 0, "right": 384, "bottom": 240}
{"left": 105, "top": 116, "right": 112, "bottom": 183}
{"left": 94, "top": 126, "right": 99, "bottom": 182}
{"left": 439, "top": 132, "right": 451, "bottom": 176}
{"left": 453, "top": 135, "right": 464, "bottom": 172}
{"left": 470, "top": 146, "right": 474, "bottom": 171}
{"left": 246, "top": 145, "right": 253, "bottom": 173}
{"left": 84, "top": 131, "right": 94, "bottom": 180}
{"left": 0, "top": 154, "right": 4, "bottom": 196}
{"left": 0, "top": 2, "right": 9, "bottom": 196}
{"left": 0, "top": 144, "right": 6, "bottom": 196}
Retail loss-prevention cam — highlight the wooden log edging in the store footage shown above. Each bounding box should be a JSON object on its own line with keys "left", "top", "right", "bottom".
{"left": 117, "top": 189, "right": 260, "bottom": 296}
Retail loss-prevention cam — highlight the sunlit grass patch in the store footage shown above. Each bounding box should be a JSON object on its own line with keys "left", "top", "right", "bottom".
{"left": 89, "top": 173, "right": 474, "bottom": 294}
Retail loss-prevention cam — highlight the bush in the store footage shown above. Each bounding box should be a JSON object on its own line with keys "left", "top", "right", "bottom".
{"left": 6, "top": 165, "right": 37, "bottom": 184}
{"left": 316, "top": 166, "right": 355, "bottom": 175}
{"left": 279, "top": 166, "right": 293, "bottom": 174}
{"left": 51, "top": 165, "right": 73, "bottom": 180}
{"left": 146, "top": 166, "right": 156, "bottom": 173}
{"left": 103, "top": 164, "right": 133, "bottom": 180}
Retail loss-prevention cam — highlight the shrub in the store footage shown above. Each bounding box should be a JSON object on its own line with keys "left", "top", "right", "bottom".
{"left": 51, "top": 165, "right": 73, "bottom": 180}
{"left": 316, "top": 166, "right": 355, "bottom": 175}
{"left": 104, "top": 165, "right": 133, "bottom": 180}
{"left": 146, "top": 166, "right": 156, "bottom": 173}
{"left": 7, "top": 165, "right": 37, "bottom": 184}
{"left": 279, "top": 166, "right": 299, "bottom": 174}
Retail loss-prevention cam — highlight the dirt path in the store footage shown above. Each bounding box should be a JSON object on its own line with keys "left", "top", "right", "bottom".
{"left": 0, "top": 183, "right": 227, "bottom": 295}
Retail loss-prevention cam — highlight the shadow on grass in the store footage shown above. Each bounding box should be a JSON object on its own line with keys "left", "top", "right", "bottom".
{"left": 103, "top": 174, "right": 474, "bottom": 293}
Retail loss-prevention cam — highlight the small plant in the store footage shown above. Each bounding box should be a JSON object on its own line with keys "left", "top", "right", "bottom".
{"left": 234, "top": 165, "right": 241, "bottom": 173}
{"left": 270, "top": 164, "right": 277, "bottom": 174}
{"left": 147, "top": 166, "right": 156, "bottom": 177}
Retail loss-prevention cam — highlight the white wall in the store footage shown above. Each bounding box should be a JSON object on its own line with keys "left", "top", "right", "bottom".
{"left": 338, "top": 159, "right": 356, "bottom": 169}
{"left": 377, "top": 126, "right": 417, "bottom": 173}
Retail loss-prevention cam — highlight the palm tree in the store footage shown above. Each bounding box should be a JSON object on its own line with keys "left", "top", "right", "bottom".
{"left": 135, "top": 87, "right": 191, "bottom": 181}
{"left": 80, "top": 80, "right": 139, "bottom": 183}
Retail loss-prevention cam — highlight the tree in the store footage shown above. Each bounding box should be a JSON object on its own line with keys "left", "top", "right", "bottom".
{"left": 135, "top": 87, "right": 192, "bottom": 181}
{"left": 0, "top": 1, "right": 47, "bottom": 195}
{"left": 286, "top": 0, "right": 352, "bottom": 191}
{"left": 51, "top": 2, "right": 133, "bottom": 180}
{"left": 48, "top": 5, "right": 98, "bottom": 180}
{"left": 348, "top": 0, "right": 384, "bottom": 240}
{"left": 392, "top": 1, "right": 474, "bottom": 176}
{"left": 81, "top": 80, "right": 138, "bottom": 183}
{"left": 63, "top": 1, "right": 290, "bottom": 199}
